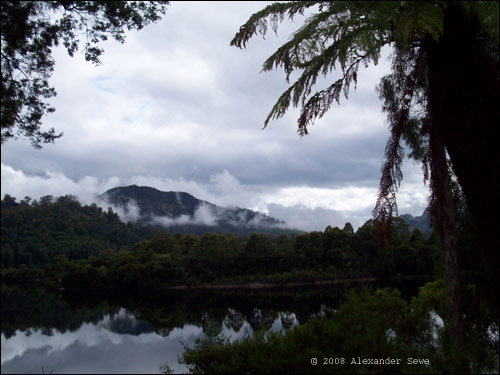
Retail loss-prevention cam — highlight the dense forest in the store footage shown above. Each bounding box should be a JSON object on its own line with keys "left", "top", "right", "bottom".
{"left": 1, "top": 194, "right": 155, "bottom": 268}
{"left": 1, "top": 194, "right": 437, "bottom": 289}
{"left": 1, "top": 193, "right": 498, "bottom": 373}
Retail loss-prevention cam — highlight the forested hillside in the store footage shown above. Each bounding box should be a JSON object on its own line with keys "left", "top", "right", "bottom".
{"left": 2, "top": 195, "right": 438, "bottom": 288}
{"left": 100, "top": 185, "right": 298, "bottom": 237}
{"left": 1, "top": 194, "right": 155, "bottom": 268}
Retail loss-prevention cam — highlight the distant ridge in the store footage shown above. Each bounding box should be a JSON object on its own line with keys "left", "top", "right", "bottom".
{"left": 399, "top": 208, "right": 433, "bottom": 235}
{"left": 100, "top": 185, "right": 205, "bottom": 219}
{"left": 99, "top": 185, "right": 300, "bottom": 236}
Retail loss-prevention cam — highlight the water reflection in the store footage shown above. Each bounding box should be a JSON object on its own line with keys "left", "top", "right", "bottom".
{"left": 2, "top": 309, "right": 201, "bottom": 373}
{"left": 1, "top": 307, "right": 294, "bottom": 374}
{"left": 1, "top": 282, "right": 421, "bottom": 373}
{"left": 1, "top": 286, "right": 343, "bottom": 373}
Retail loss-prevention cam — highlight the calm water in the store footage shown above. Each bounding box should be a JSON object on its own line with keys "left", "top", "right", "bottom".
{"left": 1, "top": 282, "right": 422, "bottom": 374}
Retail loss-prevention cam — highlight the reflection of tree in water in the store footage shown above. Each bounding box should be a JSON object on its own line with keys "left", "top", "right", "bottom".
{"left": 118, "top": 286, "right": 348, "bottom": 335}
{"left": 223, "top": 308, "right": 244, "bottom": 332}
{"left": 105, "top": 310, "right": 155, "bottom": 336}
{"left": 308, "top": 304, "right": 337, "bottom": 320}
{"left": 2, "top": 284, "right": 380, "bottom": 338}
{"left": 201, "top": 313, "right": 223, "bottom": 337}
{"left": 161, "top": 327, "right": 175, "bottom": 337}
{"left": 40, "top": 327, "right": 54, "bottom": 336}
{"left": 279, "top": 312, "right": 297, "bottom": 330}
{"left": 248, "top": 308, "right": 277, "bottom": 331}
{"left": 1, "top": 286, "right": 118, "bottom": 339}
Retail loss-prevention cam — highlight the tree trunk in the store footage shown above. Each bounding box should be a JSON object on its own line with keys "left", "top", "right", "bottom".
{"left": 426, "top": 4, "right": 499, "bottom": 260}
{"left": 424, "top": 4, "right": 499, "bottom": 371}
{"left": 429, "top": 125, "right": 465, "bottom": 367}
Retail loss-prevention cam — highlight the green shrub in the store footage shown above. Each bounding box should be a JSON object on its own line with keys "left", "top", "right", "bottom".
{"left": 175, "top": 283, "right": 497, "bottom": 374}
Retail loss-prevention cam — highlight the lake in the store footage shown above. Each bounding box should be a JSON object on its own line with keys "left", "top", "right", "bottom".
{"left": 1, "top": 281, "right": 423, "bottom": 374}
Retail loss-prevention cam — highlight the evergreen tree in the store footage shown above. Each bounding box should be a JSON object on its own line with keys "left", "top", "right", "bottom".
{"left": 231, "top": 1, "right": 499, "bottom": 362}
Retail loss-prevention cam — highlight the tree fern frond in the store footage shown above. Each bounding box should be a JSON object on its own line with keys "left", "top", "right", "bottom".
{"left": 372, "top": 48, "right": 423, "bottom": 246}
{"left": 261, "top": 9, "right": 337, "bottom": 80}
{"left": 264, "top": 86, "right": 294, "bottom": 128}
{"left": 261, "top": 2, "right": 394, "bottom": 132}
{"left": 395, "top": 2, "right": 445, "bottom": 48}
{"left": 230, "top": 1, "right": 320, "bottom": 49}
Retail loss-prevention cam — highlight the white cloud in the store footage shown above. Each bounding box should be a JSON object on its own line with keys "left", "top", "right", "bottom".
{"left": 100, "top": 198, "right": 142, "bottom": 224}
{"left": 267, "top": 203, "right": 364, "bottom": 232}
{"left": 210, "top": 169, "right": 242, "bottom": 195}
{"left": 0, "top": 308, "right": 201, "bottom": 374}
{"left": 1, "top": 163, "right": 428, "bottom": 232}
{"left": 151, "top": 203, "right": 217, "bottom": 227}
{"left": 263, "top": 186, "right": 378, "bottom": 212}
{"left": 0, "top": 163, "right": 120, "bottom": 204}
{"left": 1, "top": 2, "right": 430, "bottom": 234}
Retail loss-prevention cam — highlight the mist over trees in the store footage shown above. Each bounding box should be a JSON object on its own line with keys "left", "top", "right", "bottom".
{"left": 1, "top": 190, "right": 437, "bottom": 288}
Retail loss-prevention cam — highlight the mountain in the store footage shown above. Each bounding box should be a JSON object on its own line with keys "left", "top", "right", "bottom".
{"left": 98, "top": 185, "right": 298, "bottom": 236}
{"left": 399, "top": 208, "right": 433, "bottom": 236}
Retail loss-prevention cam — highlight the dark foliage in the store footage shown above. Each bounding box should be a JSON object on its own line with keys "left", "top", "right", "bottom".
{"left": 177, "top": 282, "right": 498, "bottom": 374}
{"left": 1, "top": 194, "right": 155, "bottom": 268}
{"left": 1, "top": 196, "right": 437, "bottom": 289}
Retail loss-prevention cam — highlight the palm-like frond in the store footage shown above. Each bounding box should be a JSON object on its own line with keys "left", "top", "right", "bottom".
{"left": 231, "top": 0, "right": 498, "bottom": 236}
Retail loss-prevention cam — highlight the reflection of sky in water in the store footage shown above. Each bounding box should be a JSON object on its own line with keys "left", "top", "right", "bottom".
{"left": 1, "top": 308, "right": 298, "bottom": 374}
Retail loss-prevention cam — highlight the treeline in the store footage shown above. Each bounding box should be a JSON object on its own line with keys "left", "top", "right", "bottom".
{"left": 1, "top": 208, "right": 438, "bottom": 289}
{"left": 1, "top": 194, "right": 155, "bottom": 268}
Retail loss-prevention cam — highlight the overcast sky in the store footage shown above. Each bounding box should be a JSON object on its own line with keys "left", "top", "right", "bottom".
{"left": 1, "top": 1, "right": 430, "bottom": 231}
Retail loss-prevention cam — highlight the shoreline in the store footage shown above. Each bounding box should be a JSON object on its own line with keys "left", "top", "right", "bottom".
{"left": 1, "top": 274, "right": 433, "bottom": 292}
{"left": 165, "top": 276, "right": 432, "bottom": 290}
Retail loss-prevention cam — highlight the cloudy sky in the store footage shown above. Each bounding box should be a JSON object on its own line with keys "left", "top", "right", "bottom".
{"left": 1, "top": 1, "right": 430, "bottom": 231}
